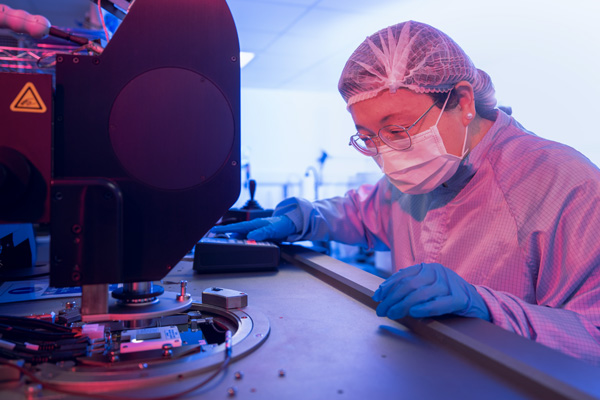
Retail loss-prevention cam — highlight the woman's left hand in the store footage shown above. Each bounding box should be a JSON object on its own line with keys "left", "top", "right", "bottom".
{"left": 372, "top": 262, "right": 491, "bottom": 321}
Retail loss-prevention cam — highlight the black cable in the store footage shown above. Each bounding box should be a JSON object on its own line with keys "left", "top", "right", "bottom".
{"left": 0, "top": 330, "right": 233, "bottom": 400}
{"left": 0, "top": 324, "right": 76, "bottom": 341}
{"left": 0, "top": 315, "right": 72, "bottom": 332}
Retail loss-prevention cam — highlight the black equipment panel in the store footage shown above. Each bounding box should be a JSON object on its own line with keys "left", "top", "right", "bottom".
{"left": 51, "top": 0, "right": 241, "bottom": 287}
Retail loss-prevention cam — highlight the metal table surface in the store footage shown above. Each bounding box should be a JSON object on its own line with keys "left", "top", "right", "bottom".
{"left": 1, "top": 245, "right": 600, "bottom": 400}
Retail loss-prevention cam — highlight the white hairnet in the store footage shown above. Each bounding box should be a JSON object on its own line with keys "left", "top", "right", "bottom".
{"left": 339, "top": 21, "right": 496, "bottom": 111}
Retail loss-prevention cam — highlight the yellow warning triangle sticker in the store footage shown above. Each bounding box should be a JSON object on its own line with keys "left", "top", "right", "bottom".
{"left": 10, "top": 82, "right": 47, "bottom": 113}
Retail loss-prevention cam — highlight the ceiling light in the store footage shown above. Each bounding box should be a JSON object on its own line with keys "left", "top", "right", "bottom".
{"left": 240, "top": 51, "right": 254, "bottom": 68}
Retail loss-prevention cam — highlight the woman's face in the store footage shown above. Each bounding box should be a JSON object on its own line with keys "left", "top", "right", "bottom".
{"left": 349, "top": 88, "right": 466, "bottom": 157}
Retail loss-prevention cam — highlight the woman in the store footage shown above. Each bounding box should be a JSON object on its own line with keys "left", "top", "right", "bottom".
{"left": 213, "top": 21, "right": 600, "bottom": 365}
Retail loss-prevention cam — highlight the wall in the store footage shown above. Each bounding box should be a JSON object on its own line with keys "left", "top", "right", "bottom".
{"left": 235, "top": 89, "right": 381, "bottom": 209}
{"left": 236, "top": 0, "right": 600, "bottom": 211}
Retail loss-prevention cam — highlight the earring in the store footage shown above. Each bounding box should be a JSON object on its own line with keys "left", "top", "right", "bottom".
{"left": 466, "top": 113, "right": 474, "bottom": 120}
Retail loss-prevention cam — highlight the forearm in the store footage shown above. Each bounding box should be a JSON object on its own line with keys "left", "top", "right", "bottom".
{"left": 273, "top": 196, "right": 386, "bottom": 248}
{"left": 477, "top": 286, "right": 600, "bottom": 366}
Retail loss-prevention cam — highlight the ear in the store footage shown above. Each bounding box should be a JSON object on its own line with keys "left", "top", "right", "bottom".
{"left": 454, "top": 81, "right": 476, "bottom": 126}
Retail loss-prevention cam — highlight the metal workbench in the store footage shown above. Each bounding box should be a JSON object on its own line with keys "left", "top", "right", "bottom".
{"left": 1, "top": 245, "right": 600, "bottom": 399}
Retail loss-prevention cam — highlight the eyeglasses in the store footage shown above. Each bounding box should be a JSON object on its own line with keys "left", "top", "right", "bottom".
{"left": 348, "top": 101, "right": 438, "bottom": 156}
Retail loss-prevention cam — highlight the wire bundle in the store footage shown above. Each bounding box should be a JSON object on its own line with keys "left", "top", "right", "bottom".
{"left": 0, "top": 315, "right": 88, "bottom": 364}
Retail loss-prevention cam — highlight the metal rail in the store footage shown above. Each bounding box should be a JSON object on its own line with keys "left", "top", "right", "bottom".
{"left": 281, "top": 244, "right": 600, "bottom": 400}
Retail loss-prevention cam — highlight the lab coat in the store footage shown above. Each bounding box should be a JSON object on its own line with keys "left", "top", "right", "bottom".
{"left": 274, "top": 110, "right": 600, "bottom": 365}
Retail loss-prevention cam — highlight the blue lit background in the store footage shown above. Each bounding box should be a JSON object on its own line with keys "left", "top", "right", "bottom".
{"left": 234, "top": 0, "right": 600, "bottom": 211}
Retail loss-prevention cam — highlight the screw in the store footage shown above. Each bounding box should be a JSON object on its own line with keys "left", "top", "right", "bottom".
{"left": 278, "top": 369, "right": 285, "bottom": 377}
{"left": 234, "top": 371, "right": 243, "bottom": 380}
{"left": 54, "top": 192, "right": 64, "bottom": 200}
{"left": 227, "top": 387, "right": 237, "bottom": 397}
{"left": 231, "top": 161, "right": 237, "bottom": 166}
{"left": 72, "top": 224, "right": 82, "bottom": 234}
{"left": 57, "top": 55, "right": 64, "bottom": 63}
{"left": 93, "top": 58, "right": 100, "bottom": 65}
{"left": 73, "top": 57, "right": 79, "bottom": 63}
{"left": 25, "top": 383, "right": 42, "bottom": 397}
{"left": 162, "top": 343, "right": 173, "bottom": 357}
{"left": 176, "top": 280, "right": 190, "bottom": 302}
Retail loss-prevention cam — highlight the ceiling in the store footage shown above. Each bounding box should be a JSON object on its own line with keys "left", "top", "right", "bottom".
{"left": 3, "top": 0, "right": 404, "bottom": 92}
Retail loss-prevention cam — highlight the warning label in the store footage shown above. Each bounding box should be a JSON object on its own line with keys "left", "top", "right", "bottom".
{"left": 10, "top": 82, "right": 47, "bottom": 113}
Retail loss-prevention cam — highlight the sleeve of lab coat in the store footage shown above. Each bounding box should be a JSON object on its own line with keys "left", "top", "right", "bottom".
{"left": 272, "top": 181, "right": 392, "bottom": 251}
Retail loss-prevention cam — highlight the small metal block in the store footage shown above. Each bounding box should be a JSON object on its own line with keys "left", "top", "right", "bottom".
{"left": 202, "top": 287, "right": 248, "bottom": 309}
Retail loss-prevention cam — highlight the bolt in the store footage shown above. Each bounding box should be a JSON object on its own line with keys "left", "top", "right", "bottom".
{"left": 162, "top": 343, "right": 173, "bottom": 357}
{"left": 25, "top": 383, "right": 42, "bottom": 397}
{"left": 176, "top": 280, "right": 190, "bottom": 302}
{"left": 109, "top": 352, "right": 119, "bottom": 363}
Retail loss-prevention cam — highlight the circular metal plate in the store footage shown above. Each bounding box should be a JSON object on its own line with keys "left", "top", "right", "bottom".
{"left": 81, "top": 291, "right": 192, "bottom": 322}
{"left": 36, "top": 304, "right": 270, "bottom": 394}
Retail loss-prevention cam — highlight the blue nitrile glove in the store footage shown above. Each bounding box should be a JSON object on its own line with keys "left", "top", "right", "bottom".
{"left": 372, "top": 263, "right": 490, "bottom": 321}
{"left": 210, "top": 215, "right": 297, "bottom": 241}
